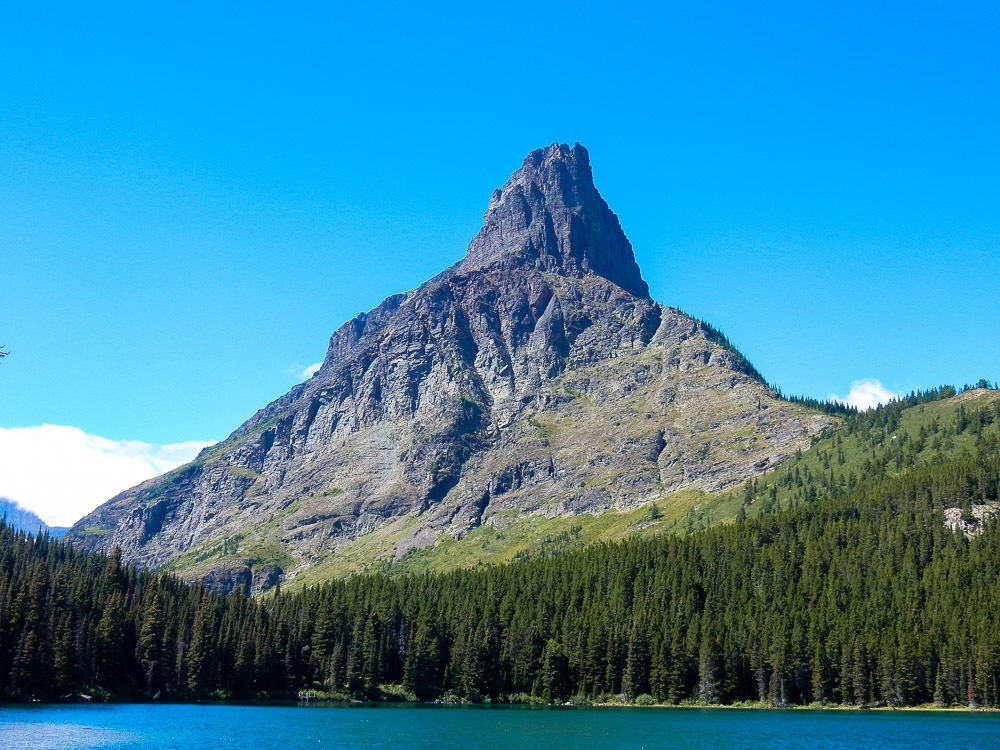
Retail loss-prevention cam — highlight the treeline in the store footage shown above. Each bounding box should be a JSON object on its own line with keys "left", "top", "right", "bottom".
{"left": 777, "top": 379, "right": 997, "bottom": 418}
{"left": 779, "top": 393, "right": 857, "bottom": 416}
{"left": 718, "top": 384, "right": 1000, "bottom": 524}
{"left": 2, "top": 450, "right": 1000, "bottom": 706}
{"left": 277, "top": 453, "right": 1000, "bottom": 707}
{"left": 0, "top": 527, "right": 223, "bottom": 700}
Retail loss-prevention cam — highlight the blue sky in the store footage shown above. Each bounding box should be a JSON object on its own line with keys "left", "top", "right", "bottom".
{"left": 2, "top": 1, "right": 998, "bottom": 523}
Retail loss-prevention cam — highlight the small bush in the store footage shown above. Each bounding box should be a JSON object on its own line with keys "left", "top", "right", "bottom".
{"left": 378, "top": 684, "right": 418, "bottom": 702}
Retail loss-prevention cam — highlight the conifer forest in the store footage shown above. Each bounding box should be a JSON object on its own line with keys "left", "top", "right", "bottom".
{"left": 2, "top": 387, "right": 1000, "bottom": 708}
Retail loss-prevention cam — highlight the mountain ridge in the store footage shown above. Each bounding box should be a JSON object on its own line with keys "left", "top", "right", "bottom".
{"left": 0, "top": 498, "right": 68, "bottom": 538}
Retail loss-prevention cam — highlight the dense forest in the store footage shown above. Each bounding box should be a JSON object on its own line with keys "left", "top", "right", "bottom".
{"left": 680, "top": 383, "right": 1000, "bottom": 532}
{"left": 2, "top": 388, "right": 1000, "bottom": 707}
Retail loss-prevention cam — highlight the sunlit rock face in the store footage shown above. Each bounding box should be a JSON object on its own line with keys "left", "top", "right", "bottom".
{"left": 69, "top": 143, "right": 832, "bottom": 590}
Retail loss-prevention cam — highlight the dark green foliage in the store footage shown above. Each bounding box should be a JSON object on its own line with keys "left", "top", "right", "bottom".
{"left": 0, "top": 533, "right": 258, "bottom": 701}
{"left": 686, "top": 384, "right": 1000, "bottom": 533}
{"left": 779, "top": 393, "right": 858, "bottom": 416}
{"left": 2, "top": 390, "right": 1000, "bottom": 706}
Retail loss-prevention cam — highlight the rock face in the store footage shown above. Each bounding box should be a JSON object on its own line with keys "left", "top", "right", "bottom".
{"left": 68, "top": 143, "right": 833, "bottom": 590}
{"left": 943, "top": 504, "right": 1000, "bottom": 538}
{"left": 461, "top": 144, "right": 649, "bottom": 299}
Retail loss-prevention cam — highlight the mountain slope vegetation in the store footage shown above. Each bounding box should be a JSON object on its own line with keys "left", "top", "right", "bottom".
{"left": 255, "top": 385, "right": 1000, "bottom": 583}
{"left": 3, "top": 388, "right": 1000, "bottom": 707}
{"left": 681, "top": 384, "right": 1000, "bottom": 532}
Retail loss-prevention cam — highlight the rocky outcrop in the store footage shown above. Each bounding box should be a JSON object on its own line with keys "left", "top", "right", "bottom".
{"left": 174, "top": 559, "right": 283, "bottom": 596}
{"left": 461, "top": 143, "right": 649, "bottom": 299}
{"left": 68, "top": 143, "right": 833, "bottom": 589}
{"left": 944, "top": 504, "right": 1000, "bottom": 538}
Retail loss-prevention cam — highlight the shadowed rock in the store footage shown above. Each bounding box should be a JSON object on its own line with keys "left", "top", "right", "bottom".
{"left": 461, "top": 143, "right": 649, "bottom": 299}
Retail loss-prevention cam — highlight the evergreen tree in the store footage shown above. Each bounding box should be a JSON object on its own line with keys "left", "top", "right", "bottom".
{"left": 186, "top": 592, "right": 217, "bottom": 696}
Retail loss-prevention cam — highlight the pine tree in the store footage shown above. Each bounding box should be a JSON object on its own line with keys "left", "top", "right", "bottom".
{"left": 698, "top": 633, "right": 721, "bottom": 704}
{"left": 186, "top": 592, "right": 217, "bottom": 696}
{"left": 403, "top": 616, "right": 442, "bottom": 700}
{"left": 623, "top": 618, "right": 649, "bottom": 699}
{"left": 139, "top": 585, "right": 165, "bottom": 695}
{"left": 535, "top": 638, "right": 569, "bottom": 702}
{"left": 96, "top": 592, "right": 127, "bottom": 691}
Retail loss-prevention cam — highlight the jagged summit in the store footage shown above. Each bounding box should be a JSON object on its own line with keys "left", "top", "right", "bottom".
{"left": 461, "top": 143, "right": 649, "bottom": 299}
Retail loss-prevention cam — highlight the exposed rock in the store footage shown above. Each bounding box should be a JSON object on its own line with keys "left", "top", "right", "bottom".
{"left": 461, "top": 143, "right": 649, "bottom": 299}
{"left": 943, "top": 504, "right": 1000, "bottom": 538}
{"left": 68, "top": 143, "right": 834, "bottom": 587}
{"left": 251, "top": 565, "right": 282, "bottom": 595}
{"left": 180, "top": 560, "right": 284, "bottom": 595}
{"left": 195, "top": 562, "right": 252, "bottom": 595}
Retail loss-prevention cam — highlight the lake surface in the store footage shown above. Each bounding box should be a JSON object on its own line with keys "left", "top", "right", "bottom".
{"left": 2, "top": 703, "right": 999, "bottom": 749}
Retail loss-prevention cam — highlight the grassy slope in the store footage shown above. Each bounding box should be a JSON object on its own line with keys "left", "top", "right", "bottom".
{"left": 165, "top": 388, "right": 1000, "bottom": 588}
{"left": 163, "top": 487, "right": 708, "bottom": 589}
{"left": 290, "top": 489, "right": 704, "bottom": 588}
{"left": 677, "top": 387, "right": 1000, "bottom": 533}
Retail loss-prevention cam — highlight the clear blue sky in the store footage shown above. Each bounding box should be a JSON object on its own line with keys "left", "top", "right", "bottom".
{"left": 3, "top": 0, "right": 999, "bottom": 446}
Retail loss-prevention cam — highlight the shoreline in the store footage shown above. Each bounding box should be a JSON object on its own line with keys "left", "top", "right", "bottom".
{"left": 591, "top": 702, "right": 999, "bottom": 713}
{"left": 3, "top": 697, "right": 997, "bottom": 714}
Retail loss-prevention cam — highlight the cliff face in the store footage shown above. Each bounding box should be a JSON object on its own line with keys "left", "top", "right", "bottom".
{"left": 460, "top": 143, "right": 649, "bottom": 298}
{"left": 69, "top": 143, "right": 832, "bottom": 589}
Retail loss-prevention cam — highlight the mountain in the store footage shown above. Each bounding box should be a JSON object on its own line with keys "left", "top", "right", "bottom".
{"left": 0, "top": 498, "right": 68, "bottom": 537}
{"left": 68, "top": 143, "right": 833, "bottom": 591}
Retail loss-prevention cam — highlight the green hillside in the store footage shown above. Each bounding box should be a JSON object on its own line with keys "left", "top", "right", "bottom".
{"left": 147, "top": 385, "right": 1000, "bottom": 588}
{"left": 3, "top": 393, "right": 1000, "bottom": 706}
{"left": 279, "top": 385, "right": 999, "bottom": 583}
{"left": 681, "top": 385, "right": 1000, "bottom": 533}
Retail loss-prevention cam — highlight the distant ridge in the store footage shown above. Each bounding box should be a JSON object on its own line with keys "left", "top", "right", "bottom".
{"left": 0, "top": 498, "right": 68, "bottom": 537}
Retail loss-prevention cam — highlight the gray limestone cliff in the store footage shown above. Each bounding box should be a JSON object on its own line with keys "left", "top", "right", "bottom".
{"left": 68, "top": 143, "right": 833, "bottom": 590}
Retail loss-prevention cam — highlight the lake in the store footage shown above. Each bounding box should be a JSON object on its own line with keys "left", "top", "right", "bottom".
{"left": 2, "top": 703, "right": 999, "bottom": 749}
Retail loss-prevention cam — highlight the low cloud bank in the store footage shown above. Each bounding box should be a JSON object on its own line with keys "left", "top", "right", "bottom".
{"left": 0, "top": 425, "right": 214, "bottom": 527}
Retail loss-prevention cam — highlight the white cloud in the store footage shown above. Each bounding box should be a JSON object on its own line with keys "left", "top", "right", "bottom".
{"left": 283, "top": 362, "right": 322, "bottom": 381}
{"left": 0, "top": 425, "right": 214, "bottom": 527}
{"left": 829, "top": 379, "right": 900, "bottom": 411}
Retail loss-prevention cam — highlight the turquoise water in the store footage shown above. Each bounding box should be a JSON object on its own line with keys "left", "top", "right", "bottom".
{"left": 2, "top": 703, "right": 999, "bottom": 749}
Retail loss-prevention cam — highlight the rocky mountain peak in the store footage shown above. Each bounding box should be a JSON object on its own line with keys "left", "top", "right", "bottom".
{"left": 69, "top": 144, "right": 834, "bottom": 591}
{"left": 460, "top": 143, "right": 650, "bottom": 299}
